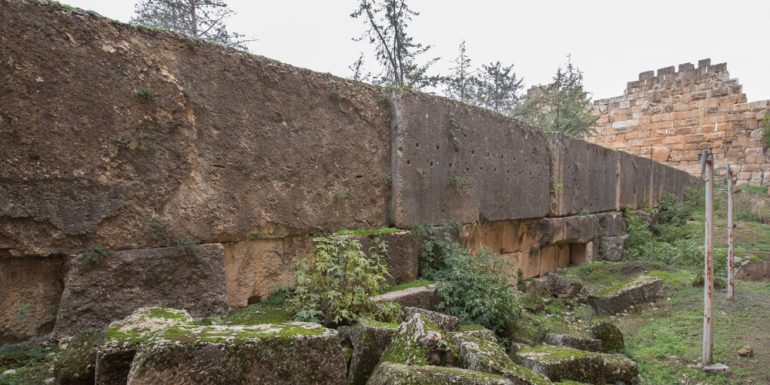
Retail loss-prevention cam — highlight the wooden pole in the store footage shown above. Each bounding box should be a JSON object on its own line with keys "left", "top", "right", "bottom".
{"left": 727, "top": 165, "right": 735, "bottom": 301}
{"left": 702, "top": 149, "right": 714, "bottom": 365}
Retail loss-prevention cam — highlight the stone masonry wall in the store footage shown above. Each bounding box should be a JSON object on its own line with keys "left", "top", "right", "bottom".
{"left": 590, "top": 58, "right": 770, "bottom": 186}
{"left": 0, "top": 0, "right": 694, "bottom": 340}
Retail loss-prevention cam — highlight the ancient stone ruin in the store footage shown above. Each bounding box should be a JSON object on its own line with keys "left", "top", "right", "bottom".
{"left": 590, "top": 59, "right": 770, "bottom": 186}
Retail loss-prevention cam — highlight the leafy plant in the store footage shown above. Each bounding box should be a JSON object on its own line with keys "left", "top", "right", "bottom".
{"left": 624, "top": 209, "right": 702, "bottom": 269}
{"left": 411, "top": 222, "right": 461, "bottom": 279}
{"left": 149, "top": 218, "right": 168, "bottom": 238}
{"left": 448, "top": 175, "right": 461, "bottom": 191}
{"left": 291, "top": 234, "right": 395, "bottom": 326}
{"left": 175, "top": 237, "right": 199, "bottom": 260}
{"left": 762, "top": 111, "right": 770, "bottom": 148}
{"left": 133, "top": 85, "right": 156, "bottom": 99}
{"left": 82, "top": 245, "right": 110, "bottom": 266}
{"left": 261, "top": 286, "right": 292, "bottom": 307}
{"left": 435, "top": 246, "right": 520, "bottom": 335}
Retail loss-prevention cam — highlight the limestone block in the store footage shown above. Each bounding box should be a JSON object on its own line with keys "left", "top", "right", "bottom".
{"left": 371, "top": 284, "right": 438, "bottom": 310}
{"left": 549, "top": 137, "right": 618, "bottom": 216}
{"left": 368, "top": 363, "right": 516, "bottom": 385}
{"left": 587, "top": 276, "right": 663, "bottom": 315}
{"left": 54, "top": 244, "right": 228, "bottom": 337}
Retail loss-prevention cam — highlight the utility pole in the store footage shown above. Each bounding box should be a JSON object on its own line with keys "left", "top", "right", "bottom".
{"left": 701, "top": 149, "right": 714, "bottom": 365}
{"left": 726, "top": 165, "right": 735, "bottom": 300}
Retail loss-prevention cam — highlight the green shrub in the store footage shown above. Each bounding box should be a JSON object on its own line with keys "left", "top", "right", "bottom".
{"left": 291, "top": 235, "right": 396, "bottom": 326}
{"left": 82, "top": 245, "right": 110, "bottom": 266}
{"left": 434, "top": 246, "right": 520, "bottom": 335}
{"left": 261, "top": 286, "right": 292, "bottom": 306}
{"left": 624, "top": 210, "right": 702, "bottom": 269}
{"left": 658, "top": 193, "right": 693, "bottom": 226}
{"left": 133, "top": 84, "right": 156, "bottom": 99}
{"left": 175, "top": 237, "right": 199, "bottom": 260}
{"left": 411, "top": 222, "right": 462, "bottom": 279}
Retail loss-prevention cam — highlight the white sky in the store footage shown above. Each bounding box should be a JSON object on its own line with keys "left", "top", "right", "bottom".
{"left": 63, "top": 0, "right": 770, "bottom": 101}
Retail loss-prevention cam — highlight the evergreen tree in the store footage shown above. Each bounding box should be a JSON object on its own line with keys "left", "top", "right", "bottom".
{"left": 443, "top": 41, "right": 475, "bottom": 102}
{"left": 131, "top": 0, "right": 249, "bottom": 50}
{"left": 472, "top": 61, "right": 523, "bottom": 116}
{"left": 351, "top": 0, "right": 439, "bottom": 89}
{"left": 517, "top": 57, "right": 597, "bottom": 137}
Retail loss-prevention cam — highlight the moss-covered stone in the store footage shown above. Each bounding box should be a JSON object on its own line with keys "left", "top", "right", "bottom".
{"left": 403, "top": 307, "right": 459, "bottom": 331}
{"left": 379, "top": 313, "right": 457, "bottom": 367}
{"left": 126, "top": 322, "right": 345, "bottom": 385}
{"left": 588, "top": 322, "right": 624, "bottom": 353}
{"left": 543, "top": 333, "right": 602, "bottom": 352}
{"left": 587, "top": 276, "right": 662, "bottom": 315}
{"left": 220, "top": 304, "right": 293, "bottom": 325}
{"left": 449, "top": 333, "right": 552, "bottom": 385}
{"left": 54, "top": 331, "right": 104, "bottom": 385}
{"left": 515, "top": 345, "right": 638, "bottom": 385}
{"left": 509, "top": 313, "right": 547, "bottom": 345}
{"left": 367, "top": 362, "right": 517, "bottom": 385}
{"left": 344, "top": 318, "right": 398, "bottom": 385}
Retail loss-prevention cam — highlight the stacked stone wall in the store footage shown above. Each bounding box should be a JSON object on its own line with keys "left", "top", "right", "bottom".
{"left": 590, "top": 58, "right": 770, "bottom": 186}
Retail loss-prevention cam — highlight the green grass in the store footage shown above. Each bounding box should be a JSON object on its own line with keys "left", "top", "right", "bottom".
{"left": 220, "top": 303, "right": 293, "bottom": 325}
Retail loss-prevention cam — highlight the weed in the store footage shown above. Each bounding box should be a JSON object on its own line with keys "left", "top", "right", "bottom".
{"left": 149, "top": 218, "right": 167, "bottom": 238}
{"left": 516, "top": 268, "right": 527, "bottom": 292}
{"left": 448, "top": 175, "right": 461, "bottom": 191}
{"left": 411, "top": 222, "right": 461, "bottom": 279}
{"left": 82, "top": 244, "right": 110, "bottom": 266}
{"left": 552, "top": 182, "right": 564, "bottom": 194}
{"left": 133, "top": 85, "right": 156, "bottom": 99}
{"left": 329, "top": 88, "right": 342, "bottom": 101}
{"left": 260, "top": 286, "right": 292, "bottom": 306}
{"left": 11, "top": 304, "right": 36, "bottom": 334}
{"left": 762, "top": 111, "right": 770, "bottom": 148}
{"left": 175, "top": 237, "right": 199, "bottom": 260}
{"left": 578, "top": 208, "right": 589, "bottom": 216}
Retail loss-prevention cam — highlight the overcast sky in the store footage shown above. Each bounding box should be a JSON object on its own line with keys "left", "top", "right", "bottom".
{"left": 63, "top": 0, "right": 770, "bottom": 101}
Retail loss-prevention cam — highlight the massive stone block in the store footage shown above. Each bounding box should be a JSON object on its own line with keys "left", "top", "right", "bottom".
{"left": 617, "top": 152, "right": 654, "bottom": 209}
{"left": 549, "top": 137, "right": 618, "bottom": 216}
{"left": 0, "top": 0, "right": 391, "bottom": 257}
{"left": 54, "top": 244, "right": 228, "bottom": 336}
{"left": 391, "top": 92, "right": 550, "bottom": 226}
{"left": 0, "top": 256, "right": 63, "bottom": 343}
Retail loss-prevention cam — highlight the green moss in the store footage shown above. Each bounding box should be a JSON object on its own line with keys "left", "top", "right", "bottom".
{"left": 154, "top": 322, "right": 328, "bottom": 344}
{"left": 592, "top": 274, "right": 658, "bottom": 297}
{"left": 458, "top": 323, "right": 485, "bottom": 332}
{"left": 54, "top": 331, "right": 104, "bottom": 383}
{"left": 147, "top": 307, "right": 190, "bottom": 321}
{"left": 518, "top": 345, "right": 590, "bottom": 362}
{"left": 359, "top": 318, "right": 400, "bottom": 330}
{"left": 221, "top": 304, "right": 292, "bottom": 325}
{"left": 335, "top": 227, "right": 402, "bottom": 236}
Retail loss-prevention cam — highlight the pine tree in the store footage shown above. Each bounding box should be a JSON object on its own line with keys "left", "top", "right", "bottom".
{"left": 517, "top": 57, "right": 597, "bottom": 137}
{"left": 472, "top": 61, "right": 523, "bottom": 116}
{"left": 131, "top": 0, "right": 249, "bottom": 50}
{"left": 351, "top": 0, "right": 439, "bottom": 89}
{"left": 443, "top": 41, "right": 475, "bottom": 102}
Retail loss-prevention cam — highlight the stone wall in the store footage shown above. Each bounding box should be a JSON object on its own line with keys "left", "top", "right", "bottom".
{"left": 0, "top": 0, "right": 694, "bottom": 340}
{"left": 590, "top": 58, "right": 770, "bottom": 186}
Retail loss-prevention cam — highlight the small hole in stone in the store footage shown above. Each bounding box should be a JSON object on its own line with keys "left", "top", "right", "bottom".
{"left": 416, "top": 143, "right": 420, "bottom": 148}
{"left": 430, "top": 161, "right": 434, "bottom": 166}
{"left": 407, "top": 160, "right": 411, "bottom": 165}
{"left": 436, "top": 145, "right": 440, "bottom": 150}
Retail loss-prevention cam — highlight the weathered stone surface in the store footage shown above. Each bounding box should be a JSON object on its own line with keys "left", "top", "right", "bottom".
{"left": 96, "top": 307, "right": 192, "bottom": 385}
{"left": 0, "top": 256, "right": 63, "bottom": 343}
{"left": 404, "top": 307, "right": 460, "bottom": 331}
{"left": 449, "top": 333, "right": 552, "bottom": 385}
{"left": 588, "top": 322, "right": 624, "bottom": 353}
{"left": 0, "top": 0, "right": 391, "bottom": 258}
{"left": 587, "top": 276, "right": 663, "bottom": 315}
{"left": 549, "top": 137, "right": 618, "bottom": 216}
{"left": 391, "top": 91, "right": 550, "bottom": 227}
{"left": 125, "top": 322, "right": 345, "bottom": 385}
{"left": 357, "top": 231, "right": 421, "bottom": 284}
{"left": 736, "top": 260, "right": 770, "bottom": 281}
{"left": 515, "top": 345, "right": 638, "bottom": 384}
{"left": 54, "top": 331, "right": 105, "bottom": 385}
{"left": 223, "top": 236, "right": 312, "bottom": 308}
{"left": 703, "top": 363, "right": 730, "bottom": 374}
{"left": 617, "top": 152, "right": 653, "bottom": 210}
{"left": 543, "top": 274, "right": 584, "bottom": 299}
{"left": 371, "top": 284, "right": 438, "bottom": 310}
{"left": 344, "top": 319, "right": 398, "bottom": 385}
{"left": 544, "top": 333, "right": 603, "bottom": 352}
{"left": 367, "top": 362, "right": 516, "bottom": 385}
{"left": 380, "top": 313, "right": 456, "bottom": 366}
{"left": 54, "top": 244, "right": 228, "bottom": 337}
{"left": 598, "top": 235, "right": 626, "bottom": 261}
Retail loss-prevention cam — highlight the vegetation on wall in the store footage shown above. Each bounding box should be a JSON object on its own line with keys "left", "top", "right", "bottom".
{"left": 762, "top": 111, "right": 770, "bottom": 148}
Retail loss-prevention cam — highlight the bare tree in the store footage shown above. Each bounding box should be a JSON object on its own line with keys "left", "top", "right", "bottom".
{"left": 351, "top": 0, "right": 439, "bottom": 89}
{"left": 131, "top": 0, "right": 250, "bottom": 50}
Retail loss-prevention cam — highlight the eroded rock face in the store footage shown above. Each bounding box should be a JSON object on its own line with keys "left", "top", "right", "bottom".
{"left": 588, "top": 322, "right": 624, "bottom": 353}
{"left": 54, "top": 244, "right": 228, "bottom": 337}
{"left": 449, "top": 333, "right": 552, "bottom": 385}
{"left": 367, "top": 362, "right": 516, "bottom": 385}
{"left": 587, "top": 276, "right": 663, "bottom": 315}
{"left": 404, "top": 307, "right": 459, "bottom": 331}
{"left": 343, "top": 319, "right": 399, "bottom": 385}
{"left": 125, "top": 323, "right": 345, "bottom": 385}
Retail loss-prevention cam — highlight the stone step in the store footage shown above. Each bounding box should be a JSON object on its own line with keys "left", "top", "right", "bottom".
{"left": 587, "top": 275, "right": 663, "bottom": 315}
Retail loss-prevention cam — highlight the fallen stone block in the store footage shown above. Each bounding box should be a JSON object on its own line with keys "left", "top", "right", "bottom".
{"left": 703, "top": 363, "right": 730, "bottom": 374}
{"left": 543, "top": 274, "right": 584, "bottom": 299}
{"left": 588, "top": 322, "right": 624, "bottom": 353}
{"left": 371, "top": 284, "right": 438, "bottom": 310}
{"left": 125, "top": 322, "right": 346, "bottom": 385}
{"left": 55, "top": 244, "right": 228, "bottom": 337}
{"left": 449, "top": 333, "right": 552, "bottom": 385}
{"left": 367, "top": 362, "right": 517, "bottom": 385}
{"left": 455, "top": 325, "right": 498, "bottom": 343}
{"left": 404, "top": 307, "right": 459, "bottom": 331}
{"left": 515, "top": 345, "right": 638, "bottom": 385}
{"left": 96, "top": 307, "right": 192, "bottom": 385}
{"left": 544, "top": 333, "right": 603, "bottom": 352}
{"left": 343, "top": 319, "right": 399, "bottom": 385}
{"left": 587, "top": 275, "right": 663, "bottom": 315}
{"left": 380, "top": 313, "right": 456, "bottom": 367}
{"left": 598, "top": 236, "right": 626, "bottom": 261}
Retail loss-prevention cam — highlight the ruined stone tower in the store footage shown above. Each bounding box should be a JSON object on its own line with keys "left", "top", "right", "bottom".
{"left": 589, "top": 59, "right": 770, "bottom": 186}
